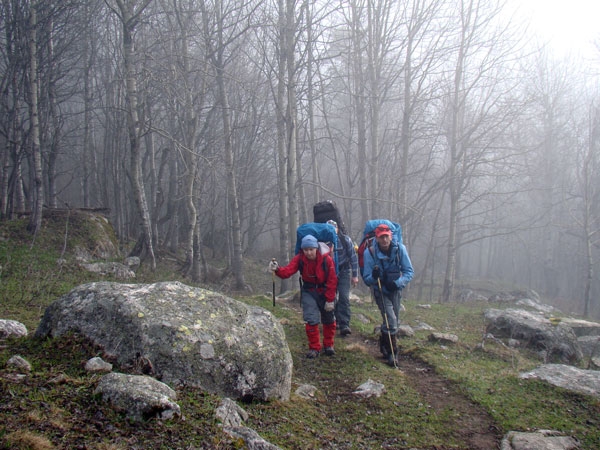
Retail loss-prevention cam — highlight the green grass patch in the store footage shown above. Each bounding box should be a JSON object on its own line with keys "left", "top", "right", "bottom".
{"left": 403, "top": 299, "right": 600, "bottom": 449}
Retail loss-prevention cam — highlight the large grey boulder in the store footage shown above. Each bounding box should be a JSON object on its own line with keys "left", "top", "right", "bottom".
{"left": 520, "top": 364, "right": 600, "bottom": 399}
{"left": 484, "top": 309, "right": 583, "bottom": 364}
{"left": 36, "top": 281, "right": 292, "bottom": 401}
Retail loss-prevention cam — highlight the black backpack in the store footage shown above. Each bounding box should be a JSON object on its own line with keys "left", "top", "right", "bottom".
{"left": 313, "top": 200, "right": 347, "bottom": 234}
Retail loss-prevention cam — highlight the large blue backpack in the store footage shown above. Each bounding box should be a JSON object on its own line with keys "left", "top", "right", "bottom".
{"left": 357, "top": 219, "right": 402, "bottom": 279}
{"left": 295, "top": 222, "right": 339, "bottom": 275}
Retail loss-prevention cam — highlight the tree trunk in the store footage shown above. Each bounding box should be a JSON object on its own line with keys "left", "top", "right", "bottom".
{"left": 305, "top": 1, "right": 319, "bottom": 205}
{"left": 82, "top": 7, "right": 92, "bottom": 208}
{"left": 115, "top": 0, "right": 156, "bottom": 270}
{"left": 43, "top": 12, "right": 60, "bottom": 209}
{"left": 350, "top": 1, "right": 369, "bottom": 224}
{"left": 219, "top": 76, "right": 246, "bottom": 289}
{"left": 27, "top": 3, "right": 43, "bottom": 235}
{"left": 582, "top": 103, "right": 599, "bottom": 317}
{"left": 366, "top": 2, "right": 379, "bottom": 215}
{"left": 285, "top": 0, "right": 298, "bottom": 251}
{"left": 211, "top": 1, "right": 246, "bottom": 290}
{"left": 275, "top": 0, "right": 290, "bottom": 292}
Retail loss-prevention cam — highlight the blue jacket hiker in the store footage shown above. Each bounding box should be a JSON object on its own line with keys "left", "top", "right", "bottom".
{"left": 362, "top": 223, "right": 414, "bottom": 366}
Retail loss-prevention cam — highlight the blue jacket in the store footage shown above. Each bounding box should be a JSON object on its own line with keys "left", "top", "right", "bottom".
{"left": 362, "top": 240, "right": 414, "bottom": 294}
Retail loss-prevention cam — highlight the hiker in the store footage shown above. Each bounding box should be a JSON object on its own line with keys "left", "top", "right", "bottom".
{"left": 326, "top": 219, "right": 359, "bottom": 336}
{"left": 269, "top": 234, "right": 338, "bottom": 358}
{"left": 362, "top": 223, "right": 414, "bottom": 366}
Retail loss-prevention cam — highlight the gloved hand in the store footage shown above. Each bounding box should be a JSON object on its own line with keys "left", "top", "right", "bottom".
{"left": 324, "top": 301, "right": 335, "bottom": 312}
{"left": 372, "top": 266, "right": 381, "bottom": 280}
{"left": 385, "top": 279, "right": 398, "bottom": 291}
{"left": 269, "top": 259, "right": 279, "bottom": 272}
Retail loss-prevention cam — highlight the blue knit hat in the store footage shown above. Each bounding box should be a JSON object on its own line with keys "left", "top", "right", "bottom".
{"left": 300, "top": 234, "right": 319, "bottom": 249}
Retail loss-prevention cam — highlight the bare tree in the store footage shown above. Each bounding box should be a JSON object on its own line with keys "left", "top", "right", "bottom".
{"left": 0, "top": 0, "right": 29, "bottom": 218}
{"left": 26, "top": 1, "right": 43, "bottom": 234}
{"left": 154, "top": 0, "right": 209, "bottom": 281}
{"left": 199, "top": 0, "right": 259, "bottom": 290}
{"left": 111, "top": 0, "right": 156, "bottom": 269}
{"left": 569, "top": 97, "right": 600, "bottom": 316}
{"left": 440, "top": 0, "right": 524, "bottom": 302}
{"left": 348, "top": 0, "right": 370, "bottom": 223}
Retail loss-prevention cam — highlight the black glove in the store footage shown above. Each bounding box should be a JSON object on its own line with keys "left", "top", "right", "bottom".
{"left": 372, "top": 266, "right": 381, "bottom": 280}
{"left": 385, "top": 279, "right": 398, "bottom": 291}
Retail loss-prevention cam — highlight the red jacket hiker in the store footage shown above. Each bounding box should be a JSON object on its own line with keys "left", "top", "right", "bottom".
{"left": 275, "top": 251, "right": 337, "bottom": 303}
{"left": 271, "top": 234, "right": 338, "bottom": 359}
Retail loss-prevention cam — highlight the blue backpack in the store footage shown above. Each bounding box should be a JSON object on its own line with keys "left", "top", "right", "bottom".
{"left": 357, "top": 219, "right": 402, "bottom": 279}
{"left": 295, "top": 222, "right": 339, "bottom": 275}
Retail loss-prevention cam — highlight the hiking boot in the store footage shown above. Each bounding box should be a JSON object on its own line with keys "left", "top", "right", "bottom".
{"left": 379, "top": 334, "right": 389, "bottom": 357}
{"left": 340, "top": 327, "right": 352, "bottom": 336}
{"left": 306, "top": 349, "right": 320, "bottom": 359}
{"left": 385, "top": 352, "right": 396, "bottom": 367}
{"left": 323, "top": 346, "right": 335, "bottom": 356}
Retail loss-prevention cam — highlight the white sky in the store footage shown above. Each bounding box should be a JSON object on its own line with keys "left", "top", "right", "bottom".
{"left": 510, "top": 0, "right": 600, "bottom": 57}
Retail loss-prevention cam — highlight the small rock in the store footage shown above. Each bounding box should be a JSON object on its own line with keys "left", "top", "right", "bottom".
{"left": 397, "top": 325, "right": 414, "bottom": 337}
{"left": 85, "top": 356, "right": 113, "bottom": 373}
{"left": 0, "top": 319, "right": 28, "bottom": 339}
{"left": 501, "top": 429, "right": 580, "bottom": 450}
{"left": 428, "top": 332, "right": 459, "bottom": 344}
{"left": 295, "top": 384, "right": 318, "bottom": 399}
{"left": 6, "top": 355, "right": 31, "bottom": 372}
{"left": 353, "top": 379, "right": 385, "bottom": 398}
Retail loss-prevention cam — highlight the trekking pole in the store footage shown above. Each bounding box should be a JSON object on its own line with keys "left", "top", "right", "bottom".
{"left": 376, "top": 273, "right": 397, "bottom": 369}
{"left": 271, "top": 259, "right": 276, "bottom": 308}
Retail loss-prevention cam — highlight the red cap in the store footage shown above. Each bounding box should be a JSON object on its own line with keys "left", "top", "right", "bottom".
{"left": 375, "top": 224, "right": 392, "bottom": 238}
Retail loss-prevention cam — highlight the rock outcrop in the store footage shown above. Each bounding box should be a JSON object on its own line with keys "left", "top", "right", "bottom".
{"left": 484, "top": 308, "right": 583, "bottom": 364}
{"left": 520, "top": 364, "right": 600, "bottom": 399}
{"left": 36, "top": 281, "right": 293, "bottom": 401}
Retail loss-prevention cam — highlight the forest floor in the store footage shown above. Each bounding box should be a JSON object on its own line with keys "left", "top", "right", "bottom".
{"left": 282, "top": 295, "right": 503, "bottom": 450}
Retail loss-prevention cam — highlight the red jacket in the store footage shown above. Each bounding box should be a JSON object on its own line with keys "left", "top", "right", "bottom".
{"left": 275, "top": 251, "right": 338, "bottom": 302}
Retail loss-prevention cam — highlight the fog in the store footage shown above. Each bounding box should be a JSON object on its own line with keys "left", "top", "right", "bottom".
{"left": 1, "top": 0, "right": 598, "bottom": 318}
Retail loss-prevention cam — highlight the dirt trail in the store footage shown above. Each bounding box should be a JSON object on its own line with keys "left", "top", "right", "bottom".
{"left": 344, "top": 330, "right": 502, "bottom": 449}
{"left": 278, "top": 294, "right": 502, "bottom": 449}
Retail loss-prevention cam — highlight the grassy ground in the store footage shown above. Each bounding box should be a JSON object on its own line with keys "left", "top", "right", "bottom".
{"left": 1, "top": 215, "right": 599, "bottom": 449}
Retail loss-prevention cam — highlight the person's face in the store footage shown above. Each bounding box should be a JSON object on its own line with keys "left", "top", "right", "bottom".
{"left": 376, "top": 233, "right": 392, "bottom": 251}
{"left": 303, "top": 247, "right": 317, "bottom": 260}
